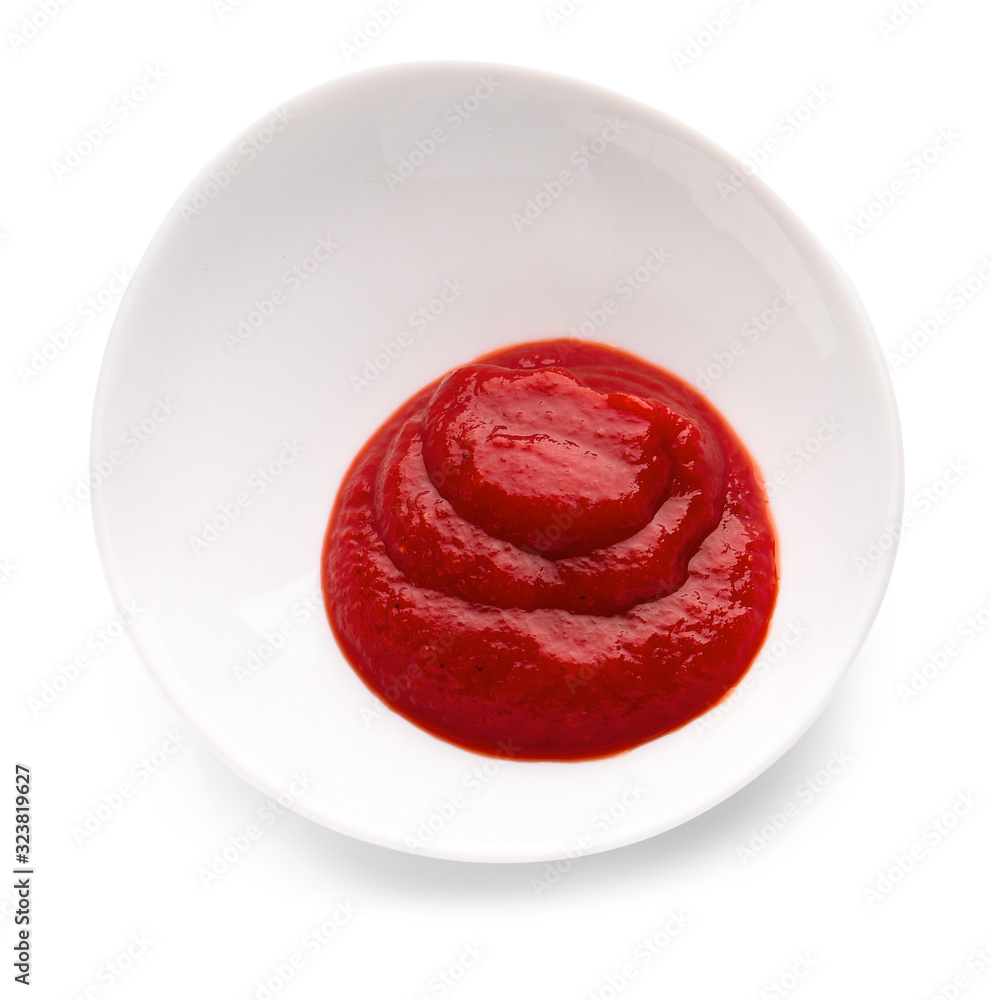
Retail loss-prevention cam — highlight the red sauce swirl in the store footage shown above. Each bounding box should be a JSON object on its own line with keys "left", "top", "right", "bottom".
{"left": 322, "top": 339, "right": 777, "bottom": 760}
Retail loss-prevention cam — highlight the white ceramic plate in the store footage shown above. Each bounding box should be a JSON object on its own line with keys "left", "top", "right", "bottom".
{"left": 92, "top": 62, "right": 902, "bottom": 862}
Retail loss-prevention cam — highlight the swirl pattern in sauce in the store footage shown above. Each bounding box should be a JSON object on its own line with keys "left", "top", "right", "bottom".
{"left": 322, "top": 339, "right": 777, "bottom": 760}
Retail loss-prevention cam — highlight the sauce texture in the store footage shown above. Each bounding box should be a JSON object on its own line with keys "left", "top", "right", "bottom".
{"left": 322, "top": 339, "right": 777, "bottom": 760}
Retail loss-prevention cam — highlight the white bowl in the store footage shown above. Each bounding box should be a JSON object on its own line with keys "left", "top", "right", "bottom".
{"left": 92, "top": 62, "right": 902, "bottom": 862}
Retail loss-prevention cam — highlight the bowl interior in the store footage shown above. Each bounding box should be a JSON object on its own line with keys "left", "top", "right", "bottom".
{"left": 92, "top": 62, "right": 901, "bottom": 861}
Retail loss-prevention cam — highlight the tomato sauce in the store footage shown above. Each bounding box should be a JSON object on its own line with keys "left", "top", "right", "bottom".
{"left": 322, "top": 339, "right": 777, "bottom": 760}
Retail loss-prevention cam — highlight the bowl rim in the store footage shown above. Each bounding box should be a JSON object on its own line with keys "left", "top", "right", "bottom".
{"left": 90, "top": 59, "right": 905, "bottom": 863}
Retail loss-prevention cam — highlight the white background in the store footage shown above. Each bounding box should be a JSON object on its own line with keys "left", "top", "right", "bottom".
{"left": 4, "top": 0, "right": 991, "bottom": 997}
